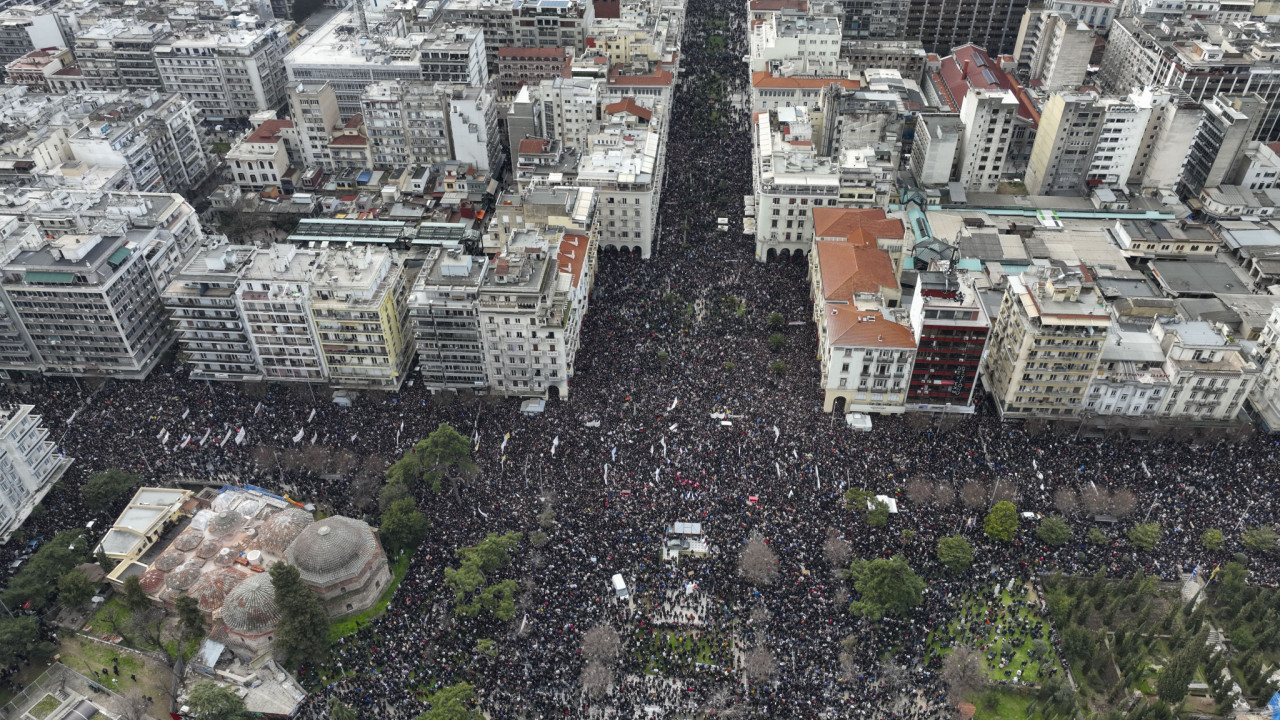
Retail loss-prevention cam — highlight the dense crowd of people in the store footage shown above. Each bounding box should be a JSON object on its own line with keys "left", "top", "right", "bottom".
{"left": 2, "top": 0, "right": 1278, "bottom": 718}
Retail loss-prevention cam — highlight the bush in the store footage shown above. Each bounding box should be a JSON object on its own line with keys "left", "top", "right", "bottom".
{"left": 1241, "top": 526, "right": 1278, "bottom": 553}
{"left": 767, "top": 312, "right": 785, "bottom": 329}
{"left": 769, "top": 361, "right": 788, "bottom": 375}
{"left": 983, "top": 501, "right": 1019, "bottom": 542}
{"left": 767, "top": 333, "right": 786, "bottom": 352}
{"left": 1201, "top": 528, "right": 1225, "bottom": 551}
{"left": 937, "top": 536, "right": 974, "bottom": 571}
{"left": 81, "top": 469, "right": 141, "bottom": 511}
{"left": 1087, "top": 528, "right": 1109, "bottom": 546}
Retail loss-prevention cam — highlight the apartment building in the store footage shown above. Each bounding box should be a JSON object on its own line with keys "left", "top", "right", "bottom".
{"left": 982, "top": 266, "right": 1111, "bottom": 418}
{"left": 74, "top": 20, "right": 169, "bottom": 90}
{"left": 749, "top": 13, "right": 841, "bottom": 74}
{"left": 64, "top": 91, "right": 212, "bottom": 194}
{"left": 838, "top": 0, "right": 909, "bottom": 40}
{"left": 287, "top": 81, "right": 342, "bottom": 170}
{"left": 162, "top": 242, "right": 262, "bottom": 381}
{"left": 310, "top": 245, "right": 413, "bottom": 391}
{"left": 535, "top": 76, "right": 603, "bottom": 152}
{"left": 1015, "top": 10, "right": 1093, "bottom": 93}
{"left": 749, "top": 71, "right": 860, "bottom": 114}
{"left": 907, "top": 270, "right": 991, "bottom": 412}
{"left": 1248, "top": 305, "right": 1280, "bottom": 429}
{"left": 496, "top": 46, "right": 571, "bottom": 98}
{"left": 577, "top": 99, "right": 665, "bottom": 257}
{"left": 0, "top": 233, "right": 171, "bottom": 378}
{"left": 1111, "top": 219, "right": 1219, "bottom": 259}
{"left": 752, "top": 106, "right": 842, "bottom": 261}
{"left": 1153, "top": 318, "right": 1258, "bottom": 422}
{"left": 478, "top": 228, "right": 595, "bottom": 399}
{"left": 0, "top": 405, "right": 70, "bottom": 540}
{"left": 910, "top": 114, "right": 961, "bottom": 186}
{"left": 419, "top": 25, "right": 488, "bottom": 88}
{"left": 511, "top": 0, "right": 595, "bottom": 54}
{"left": 225, "top": 119, "right": 291, "bottom": 192}
{"left": 1084, "top": 327, "right": 1171, "bottom": 418}
{"left": 153, "top": 20, "right": 293, "bottom": 118}
{"left": 1181, "top": 94, "right": 1266, "bottom": 198}
{"left": 908, "top": 0, "right": 1029, "bottom": 55}
{"left": 839, "top": 39, "right": 926, "bottom": 77}
{"left": 925, "top": 46, "right": 1038, "bottom": 179}
{"left": 361, "top": 80, "right": 451, "bottom": 169}
{"left": 957, "top": 88, "right": 1021, "bottom": 193}
{"left": 809, "top": 237, "right": 914, "bottom": 414}
{"left": 409, "top": 245, "right": 488, "bottom": 390}
{"left": 0, "top": 5, "right": 66, "bottom": 66}
{"left": 444, "top": 84, "right": 502, "bottom": 173}
{"left": 238, "top": 244, "right": 325, "bottom": 382}
{"left": 1025, "top": 92, "right": 1102, "bottom": 196}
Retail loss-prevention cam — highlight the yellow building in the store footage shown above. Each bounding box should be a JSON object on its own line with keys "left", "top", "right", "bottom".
{"left": 310, "top": 246, "right": 413, "bottom": 390}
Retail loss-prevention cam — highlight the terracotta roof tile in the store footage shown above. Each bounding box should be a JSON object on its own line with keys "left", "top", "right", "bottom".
{"left": 828, "top": 308, "right": 916, "bottom": 347}
{"left": 344, "top": 113, "right": 363, "bottom": 129}
{"left": 329, "top": 135, "right": 366, "bottom": 146}
{"left": 812, "top": 208, "right": 904, "bottom": 242}
{"left": 248, "top": 119, "right": 292, "bottom": 144}
{"left": 751, "top": 71, "right": 860, "bottom": 90}
{"left": 816, "top": 242, "right": 899, "bottom": 302}
{"left": 557, "top": 234, "right": 589, "bottom": 287}
{"left": 603, "top": 97, "right": 652, "bottom": 121}
{"left": 518, "top": 138, "right": 551, "bottom": 154}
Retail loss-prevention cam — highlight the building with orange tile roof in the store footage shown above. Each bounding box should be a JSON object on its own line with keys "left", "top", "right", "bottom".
{"left": 749, "top": 71, "right": 861, "bottom": 114}
{"left": 809, "top": 237, "right": 917, "bottom": 413}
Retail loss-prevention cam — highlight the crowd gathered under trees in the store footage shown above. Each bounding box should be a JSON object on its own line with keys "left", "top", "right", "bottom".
{"left": 0, "top": 0, "right": 1278, "bottom": 718}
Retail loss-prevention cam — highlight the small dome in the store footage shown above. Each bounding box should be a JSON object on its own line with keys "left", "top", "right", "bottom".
{"left": 188, "top": 567, "right": 247, "bottom": 613}
{"left": 138, "top": 568, "right": 166, "bottom": 594}
{"left": 284, "top": 516, "right": 379, "bottom": 588}
{"left": 173, "top": 532, "right": 204, "bottom": 552}
{"left": 167, "top": 561, "right": 203, "bottom": 591}
{"left": 257, "top": 508, "right": 314, "bottom": 554}
{"left": 196, "top": 538, "right": 224, "bottom": 559}
{"left": 155, "top": 551, "right": 186, "bottom": 572}
{"left": 213, "top": 548, "right": 236, "bottom": 566}
{"left": 208, "top": 510, "right": 243, "bottom": 537}
{"left": 221, "top": 573, "right": 280, "bottom": 637}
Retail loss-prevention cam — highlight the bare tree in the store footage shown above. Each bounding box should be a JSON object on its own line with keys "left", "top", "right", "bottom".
{"left": 906, "top": 479, "right": 932, "bottom": 505}
{"left": 117, "top": 690, "right": 149, "bottom": 720}
{"left": 580, "top": 660, "right": 613, "bottom": 699}
{"left": 749, "top": 604, "right": 772, "bottom": 626}
{"left": 359, "top": 454, "right": 384, "bottom": 481}
{"left": 822, "top": 532, "right": 852, "bottom": 571}
{"left": 251, "top": 445, "right": 276, "bottom": 469}
{"left": 880, "top": 661, "right": 909, "bottom": 689}
{"left": 581, "top": 625, "right": 621, "bottom": 664}
{"left": 933, "top": 483, "right": 956, "bottom": 506}
{"left": 301, "top": 445, "right": 329, "bottom": 474}
{"left": 991, "top": 482, "right": 1018, "bottom": 504}
{"left": 960, "top": 481, "right": 986, "bottom": 509}
{"left": 742, "top": 647, "right": 777, "bottom": 683}
{"left": 739, "top": 536, "right": 779, "bottom": 585}
{"left": 1108, "top": 489, "right": 1137, "bottom": 518}
{"left": 332, "top": 450, "right": 358, "bottom": 474}
{"left": 941, "top": 646, "right": 986, "bottom": 699}
{"left": 1053, "top": 488, "right": 1078, "bottom": 516}
{"left": 350, "top": 472, "right": 381, "bottom": 513}
{"left": 1081, "top": 486, "right": 1108, "bottom": 515}
{"left": 905, "top": 413, "right": 932, "bottom": 431}
{"left": 838, "top": 635, "right": 857, "bottom": 678}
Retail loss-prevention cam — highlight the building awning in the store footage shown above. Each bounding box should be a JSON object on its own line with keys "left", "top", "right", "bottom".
{"left": 108, "top": 246, "right": 132, "bottom": 265}
{"left": 23, "top": 271, "right": 74, "bottom": 283}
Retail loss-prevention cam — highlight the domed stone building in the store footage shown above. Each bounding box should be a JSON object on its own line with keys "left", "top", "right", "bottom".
{"left": 283, "top": 516, "right": 390, "bottom": 616}
{"left": 220, "top": 572, "right": 281, "bottom": 651}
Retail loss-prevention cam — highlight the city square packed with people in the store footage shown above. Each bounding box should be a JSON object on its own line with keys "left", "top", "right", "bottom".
{"left": 2, "top": 1, "right": 1278, "bottom": 719}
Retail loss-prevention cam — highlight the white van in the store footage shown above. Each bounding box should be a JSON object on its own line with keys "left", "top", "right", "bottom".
{"left": 611, "top": 573, "right": 629, "bottom": 599}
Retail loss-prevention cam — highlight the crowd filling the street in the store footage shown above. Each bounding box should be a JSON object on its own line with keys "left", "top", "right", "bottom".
{"left": 1, "top": 2, "right": 1279, "bottom": 719}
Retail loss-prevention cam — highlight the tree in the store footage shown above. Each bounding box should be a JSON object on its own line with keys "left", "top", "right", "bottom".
{"left": 417, "top": 423, "right": 478, "bottom": 496}
{"left": 767, "top": 333, "right": 786, "bottom": 352}
{"left": 176, "top": 595, "right": 207, "bottom": 641}
{"left": 941, "top": 646, "right": 986, "bottom": 698}
{"left": 329, "top": 700, "right": 359, "bottom": 720}
{"left": 906, "top": 479, "right": 932, "bottom": 505}
{"left": 187, "top": 682, "right": 246, "bottom": 720}
{"left": 743, "top": 647, "right": 777, "bottom": 683}
{"left": 1087, "top": 528, "right": 1110, "bottom": 546}
{"left": 378, "top": 480, "right": 412, "bottom": 513}
{"left": 420, "top": 682, "right": 482, "bottom": 720}
{"left": 937, "top": 535, "right": 974, "bottom": 572}
{"left": 1054, "top": 488, "right": 1079, "bottom": 515}
{"left": 1109, "top": 489, "right": 1138, "bottom": 517}
{"left": 960, "top": 481, "right": 986, "bottom": 509}
{"left": 2, "top": 530, "right": 88, "bottom": 611}
{"left": 121, "top": 574, "right": 150, "bottom": 612}
{"left": 769, "top": 360, "right": 788, "bottom": 375}
{"left": 822, "top": 533, "right": 852, "bottom": 570}
{"left": 81, "top": 469, "right": 141, "bottom": 511}
{"left": 380, "top": 498, "right": 428, "bottom": 554}
{"left": 444, "top": 533, "right": 522, "bottom": 620}
{"left": 984, "top": 501, "right": 1018, "bottom": 542}
{"left": 1202, "top": 528, "right": 1225, "bottom": 551}
{"left": 269, "top": 562, "right": 330, "bottom": 667}
{"left": 580, "top": 660, "right": 613, "bottom": 699}
{"left": 1061, "top": 626, "right": 1095, "bottom": 663}
{"left": 845, "top": 488, "right": 889, "bottom": 527}
{"left": 1036, "top": 516, "right": 1072, "bottom": 547}
{"left": 1241, "top": 526, "right": 1278, "bottom": 553}
{"left": 57, "top": 569, "right": 94, "bottom": 608}
{"left": 1128, "top": 523, "right": 1163, "bottom": 551}
{"left": 847, "top": 556, "right": 925, "bottom": 620}
{"left": 767, "top": 312, "right": 785, "bottom": 329}
{"left": 118, "top": 690, "right": 150, "bottom": 720}
{"left": 581, "top": 625, "right": 621, "bottom": 664}
{"left": 1156, "top": 649, "right": 1196, "bottom": 705}
{"left": 739, "top": 536, "right": 778, "bottom": 585}
{"left": 0, "top": 616, "right": 39, "bottom": 671}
